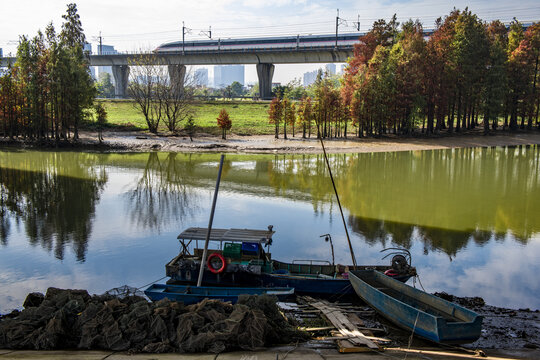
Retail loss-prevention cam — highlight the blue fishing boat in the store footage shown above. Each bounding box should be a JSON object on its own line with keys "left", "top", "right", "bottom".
{"left": 165, "top": 227, "right": 417, "bottom": 296}
{"left": 348, "top": 270, "right": 483, "bottom": 344}
{"left": 144, "top": 283, "right": 295, "bottom": 305}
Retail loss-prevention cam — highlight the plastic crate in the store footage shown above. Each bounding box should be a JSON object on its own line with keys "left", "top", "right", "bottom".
{"left": 223, "top": 243, "right": 242, "bottom": 259}
{"left": 241, "top": 242, "right": 259, "bottom": 256}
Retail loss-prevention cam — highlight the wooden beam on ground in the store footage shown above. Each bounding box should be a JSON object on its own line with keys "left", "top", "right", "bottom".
{"left": 311, "top": 301, "right": 381, "bottom": 350}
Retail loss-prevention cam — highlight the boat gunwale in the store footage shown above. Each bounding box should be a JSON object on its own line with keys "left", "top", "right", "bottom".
{"left": 145, "top": 283, "right": 294, "bottom": 296}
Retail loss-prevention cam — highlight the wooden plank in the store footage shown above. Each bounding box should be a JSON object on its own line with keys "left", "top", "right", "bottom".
{"left": 326, "top": 332, "right": 391, "bottom": 343}
{"left": 337, "top": 339, "right": 375, "bottom": 353}
{"left": 300, "top": 326, "right": 336, "bottom": 332}
{"left": 311, "top": 301, "right": 380, "bottom": 350}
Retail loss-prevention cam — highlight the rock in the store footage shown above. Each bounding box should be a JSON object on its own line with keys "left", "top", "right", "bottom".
{"left": 23, "top": 293, "right": 44, "bottom": 308}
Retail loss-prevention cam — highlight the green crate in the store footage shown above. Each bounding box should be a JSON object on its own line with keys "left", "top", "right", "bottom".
{"left": 223, "top": 243, "right": 242, "bottom": 259}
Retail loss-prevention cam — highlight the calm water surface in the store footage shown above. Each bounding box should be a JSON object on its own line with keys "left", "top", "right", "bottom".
{"left": 0, "top": 146, "right": 539, "bottom": 312}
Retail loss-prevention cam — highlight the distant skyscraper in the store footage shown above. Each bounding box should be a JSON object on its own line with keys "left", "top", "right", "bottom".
{"left": 194, "top": 68, "right": 209, "bottom": 87}
{"left": 303, "top": 70, "right": 318, "bottom": 86}
{"left": 325, "top": 63, "right": 336, "bottom": 75}
{"left": 214, "top": 65, "right": 244, "bottom": 88}
{"left": 83, "top": 43, "right": 96, "bottom": 79}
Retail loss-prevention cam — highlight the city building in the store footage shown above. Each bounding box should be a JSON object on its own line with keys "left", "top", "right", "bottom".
{"left": 194, "top": 68, "right": 209, "bottom": 87}
{"left": 325, "top": 63, "right": 336, "bottom": 75}
{"left": 303, "top": 70, "right": 318, "bottom": 86}
{"left": 213, "top": 65, "right": 244, "bottom": 88}
{"left": 83, "top": 43, "right": 96, "bottom": 79}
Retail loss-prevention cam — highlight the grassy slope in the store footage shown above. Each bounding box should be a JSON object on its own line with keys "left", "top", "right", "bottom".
{"left": 94, "top": 100, "right": 273, "bottom": 135}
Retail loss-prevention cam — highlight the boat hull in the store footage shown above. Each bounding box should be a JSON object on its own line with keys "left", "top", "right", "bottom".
{"left": 261, "top": 273, "right": 355, "bottom": 296}
{"left": 166, "top": 256, "right": 414, "bottom": 297}
{"left": 144, "top": 283, "right": 294, "bottom": 305}
{"left": 348, "top": 270, "right": 483, "bottom": 344}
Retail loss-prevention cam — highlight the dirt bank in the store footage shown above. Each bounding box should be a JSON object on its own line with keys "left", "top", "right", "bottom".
{"left": 3, "top": 129, "right": 540, "bottom": 153}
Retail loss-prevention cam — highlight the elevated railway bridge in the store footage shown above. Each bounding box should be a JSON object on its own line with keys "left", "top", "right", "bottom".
{"left": 1, "top": 33, "right": 360, "bottom": 99}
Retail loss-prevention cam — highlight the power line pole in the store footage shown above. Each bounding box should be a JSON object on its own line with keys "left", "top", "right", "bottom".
{"left": 199, "top": 26, "right": 212, "bottom": 39}
{"left": 335, "top": 9, "right": 347, "bottom": 48}
{"left": 99, "top": 31, "right": 102, "bottom": 55}
{"left": 335, "top": 9, "right": 339, "bottom": 49}
{"left": 355, "top": 15, "right": 360, "bottom": 31}
{"left": 182, "top": 21, "right": 185, "bottom": 54}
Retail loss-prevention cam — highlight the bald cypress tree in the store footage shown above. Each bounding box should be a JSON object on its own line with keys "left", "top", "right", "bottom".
{"left": 59, "top": 3, "right": 95, "bottom": 140}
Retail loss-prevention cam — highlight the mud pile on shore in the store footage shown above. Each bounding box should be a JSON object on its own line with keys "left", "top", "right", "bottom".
{"left": 0, "top": 288, "right": 305, "bottom": 353}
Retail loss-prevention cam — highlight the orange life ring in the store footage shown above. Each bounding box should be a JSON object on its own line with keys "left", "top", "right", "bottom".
{"left": 207, "top": 253, "right": 226, "bottom": 274}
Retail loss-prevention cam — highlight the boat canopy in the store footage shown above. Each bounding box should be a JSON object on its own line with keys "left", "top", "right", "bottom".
{"left": 177, "top": 227, "right": 274, "bottom": 245}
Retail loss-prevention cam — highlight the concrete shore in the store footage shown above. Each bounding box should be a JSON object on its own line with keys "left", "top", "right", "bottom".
{"left": 1, "top": 346, "right": 540, "bottom": 360}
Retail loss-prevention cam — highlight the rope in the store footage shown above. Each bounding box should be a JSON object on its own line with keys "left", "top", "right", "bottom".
{"left": 415, "top": 275, "right": 426, "bottom": 292}
{"left": 329, "top": 283, "right": 353, "bottom": 302}
{"left": 404, "top": 312, "right": 420, "bottom": 360}
{"left": 136, "top": 276, "right": 168, "bottom": 291}
{"left": 279, "top": 340, "right": 299, "bottom": 360}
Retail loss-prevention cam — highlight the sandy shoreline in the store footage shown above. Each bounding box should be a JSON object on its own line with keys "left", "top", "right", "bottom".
{"left": 2, "top": 129, "right": 540, "bottom": 153}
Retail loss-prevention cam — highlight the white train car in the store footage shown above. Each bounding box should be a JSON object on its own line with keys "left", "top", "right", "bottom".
{"left": 154, "top": 33, "right": 364, "bottom": 53}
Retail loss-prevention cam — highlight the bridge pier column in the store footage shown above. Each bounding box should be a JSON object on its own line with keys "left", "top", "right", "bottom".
{"left": 112, "top": 65, "right": 130, "bottom": 98}
{"left": 256, "top": 63, "right": 274, "bottom": 100}
{"left": 168, "top": 64, "right": 186, "bottom": 94}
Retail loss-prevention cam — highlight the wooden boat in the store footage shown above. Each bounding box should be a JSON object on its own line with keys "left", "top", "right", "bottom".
{"left": 348, "top": 270, "right": 483, "bottom": 344}
{"left": 144, "top": 283, "right": 295, "bottom": 305}
{"left": 165, "top": 227, "right": 417, "bottom": 296}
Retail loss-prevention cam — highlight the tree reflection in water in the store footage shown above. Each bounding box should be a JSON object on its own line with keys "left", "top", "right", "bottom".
{"left": 263, "top": 146, "right": 540, "bottom": 257}
{"left": 125, "top": 152, "right": 199, "bottom": 232}
{"left": 0, "top": 152, "right": 107, "bottom": 261}
{"left": 0, "top": 146, "right": 537, "bottom": 262}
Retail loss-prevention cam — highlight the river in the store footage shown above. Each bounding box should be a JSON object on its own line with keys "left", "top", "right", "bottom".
{"left": 0, "top": 146, "right": 538, "bottom": 312}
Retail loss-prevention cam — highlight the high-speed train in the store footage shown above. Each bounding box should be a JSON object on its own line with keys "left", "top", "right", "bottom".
{"left": 154, "top": 33, "right": 364, "bottom": 53}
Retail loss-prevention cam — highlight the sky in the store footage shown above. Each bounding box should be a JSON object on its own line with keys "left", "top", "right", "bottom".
{"left": 1, "top": 0, "right": 539, "bottom": 84}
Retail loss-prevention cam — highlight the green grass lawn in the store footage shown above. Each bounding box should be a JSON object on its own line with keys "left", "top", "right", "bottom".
{"left": 93, "top": 99, "right": 274, "bottom": 135}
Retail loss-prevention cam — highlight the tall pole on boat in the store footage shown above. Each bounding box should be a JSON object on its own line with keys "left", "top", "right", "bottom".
{"left": 316, "top": 125, "right": 358, "bottom": 269}
{"left": 197, "top": 154, "right": 225, "bottom": 287}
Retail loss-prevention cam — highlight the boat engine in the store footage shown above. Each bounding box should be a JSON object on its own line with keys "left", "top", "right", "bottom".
{"left": 391, "top": 254, "right": 410, "bottom": 273}
{"left": 381, "top": 248, "right": 412, "bottom": 275}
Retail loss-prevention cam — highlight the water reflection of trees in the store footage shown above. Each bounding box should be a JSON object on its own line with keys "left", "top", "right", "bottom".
{"left": 262, "top": 146, "right": 540, "bottom": 256}
{"left": 0, "top": 152, "right": 107, "bottom": 261}
{"left": 125, "top": 152, "right": 199, "bottom": 232}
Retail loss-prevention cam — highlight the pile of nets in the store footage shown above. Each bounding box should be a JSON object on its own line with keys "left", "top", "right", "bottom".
{"left": 0, "top": 287, "right": 307, "bottom": 353}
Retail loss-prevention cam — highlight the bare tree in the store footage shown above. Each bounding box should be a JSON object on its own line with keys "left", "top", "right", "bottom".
{"left": 128, "top": 54, "right": 195, "bottom": 134}
{"left": 162, "top": 66, "right": 196, "bottom": 133}
{"left": 127, "top": 54, "right": 166, "bottom": 133}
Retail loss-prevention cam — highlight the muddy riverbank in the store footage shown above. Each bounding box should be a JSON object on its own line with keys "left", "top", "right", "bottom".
{"left": 2, "top": 129, "right": 540, "bottom": 153}
{"left": 1, "top": 289, "right": 539, "bottom": 355}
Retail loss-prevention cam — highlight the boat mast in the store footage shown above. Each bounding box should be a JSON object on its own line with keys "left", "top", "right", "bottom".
{"left": 197, "top": 154, "right": 225, "bottom": 287}
{"left": 316, "top": 125, "right": 358, "bottom": 269}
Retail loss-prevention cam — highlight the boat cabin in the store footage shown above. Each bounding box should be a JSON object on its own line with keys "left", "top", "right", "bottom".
{"left": 166, "top": 226, "right": 275, "bottom": 285}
